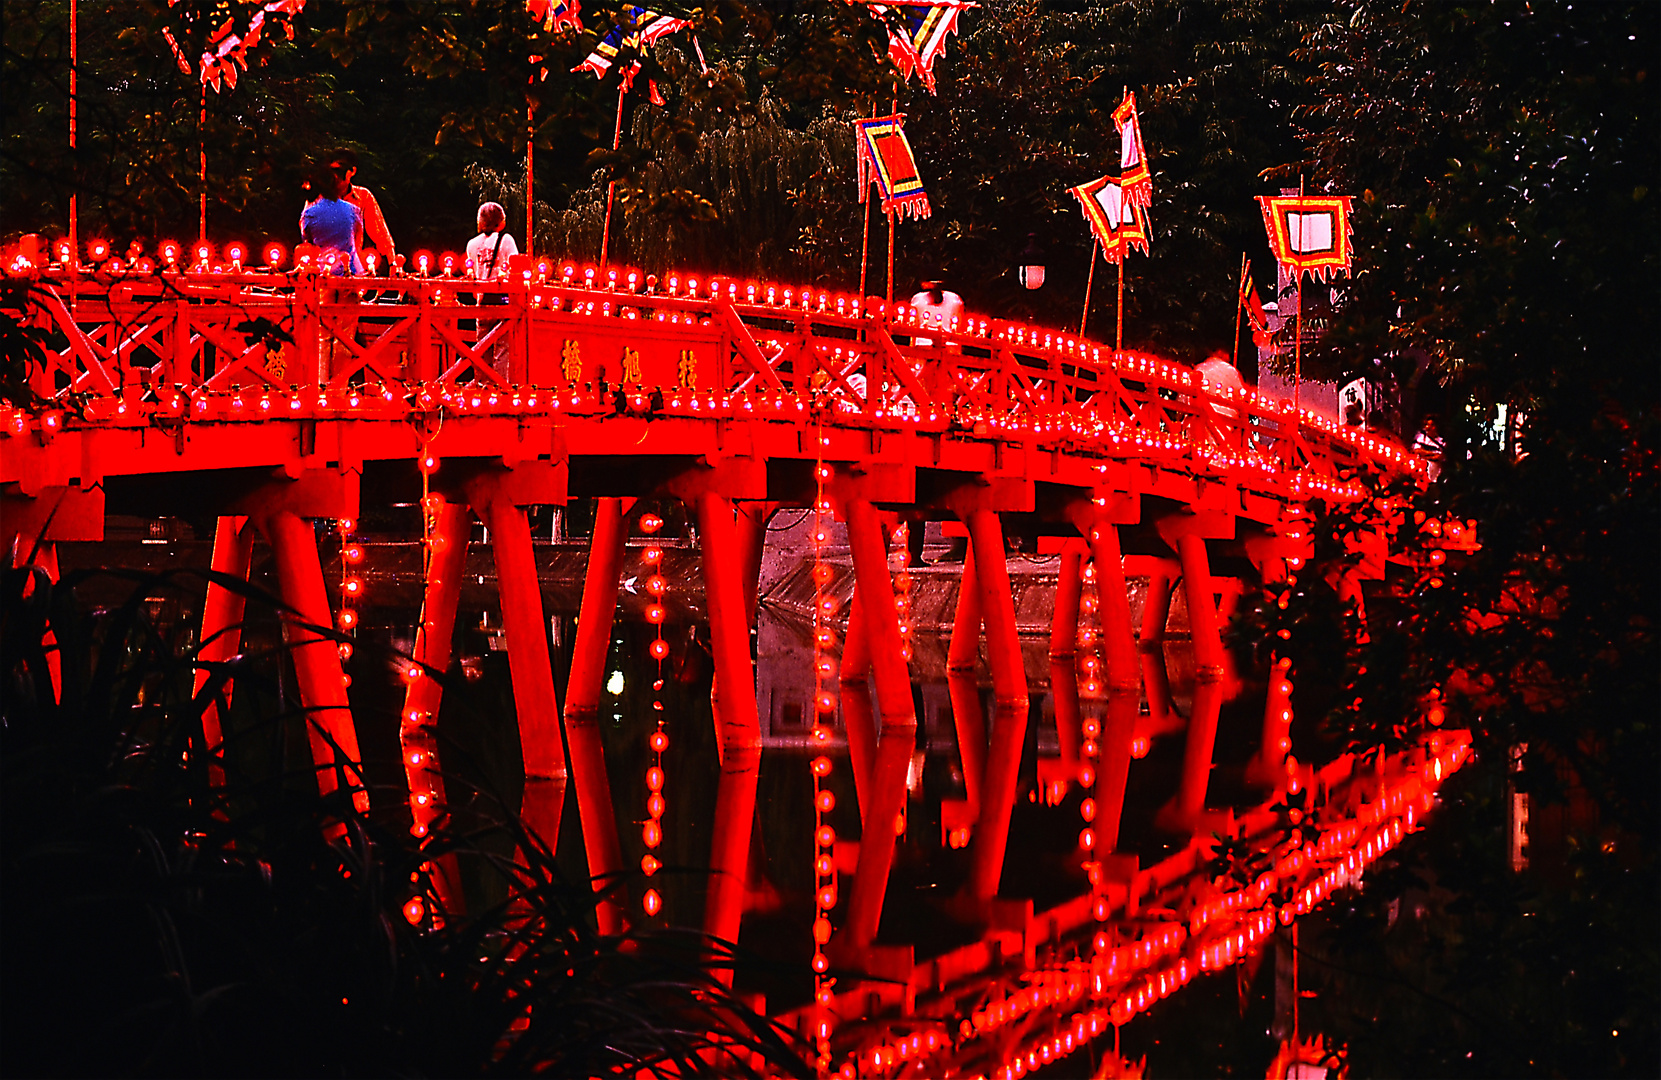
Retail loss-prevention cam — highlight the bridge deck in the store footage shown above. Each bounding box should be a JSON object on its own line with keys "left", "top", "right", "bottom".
{"left": 5, "top": 269, "right": 1420, "bottom": 508}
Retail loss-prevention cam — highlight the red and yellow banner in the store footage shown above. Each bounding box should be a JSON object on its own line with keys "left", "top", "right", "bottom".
{"left": 1070, "top": 175, "right": 1148, "bottom": 263}
{"left": 856, "top": 115, "right": 932, "bottom": 220}
{"left": 1112, "top": 91, "right": 1152, "bottom": 209}
{"left": 1258, "top": 195, "right": 1356, "bottom": 281}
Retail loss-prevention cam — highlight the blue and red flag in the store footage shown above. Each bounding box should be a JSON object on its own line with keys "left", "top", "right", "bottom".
{"left": 573, "top": 5, "right": 688, "bottom": 93}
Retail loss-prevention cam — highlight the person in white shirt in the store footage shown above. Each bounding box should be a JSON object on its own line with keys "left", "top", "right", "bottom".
{"left": 1195, "top": 352, "right": 1247, "bottom": 419}
{"left": 909, "top": 278, "right": 964, "bottom": 347}
{"left": 466, "top": 202, "right": 519, "bottom": 281}
{"left": 465, "top": 202, "right": 518, "bottom": 378}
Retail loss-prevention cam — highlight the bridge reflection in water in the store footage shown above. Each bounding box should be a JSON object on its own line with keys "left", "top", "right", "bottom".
{"left": 4, "top": 265, "right": 1452, "bottom": 1077}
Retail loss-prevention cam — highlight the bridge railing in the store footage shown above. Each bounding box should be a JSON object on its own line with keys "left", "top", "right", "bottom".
{"left": 9, "top": 269, "right": 1424, "bottom": 496}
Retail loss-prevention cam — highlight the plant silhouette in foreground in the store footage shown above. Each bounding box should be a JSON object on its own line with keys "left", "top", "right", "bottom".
{"left": 0, "top": 563, "right": 810, "bottom": 1078}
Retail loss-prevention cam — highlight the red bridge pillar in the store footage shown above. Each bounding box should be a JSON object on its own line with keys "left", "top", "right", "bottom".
{"left": 1139, "top": 558, "right": 1183, "bottom": 738}
{"left": 946, "top": 549, "right": 986, "bottom": 817}
{"left": 835, "top": 495, "right": 917, "bottom": 958}
{"left": 838, "top": 591, "right": 878, "bottom": 816}
{"left": 1071, "top": 496, "right": 1142, "bottom": 855}
{"left": 1244, "top": 531, "right": 1297, "bottom": 788}
{"left": 257, "top": 507, "right": 368, "bottom": 815}
{"left": 694, "top": 490, "right": 764, "bottom": 957}
{"left": 1157, "top": 513, "right": 1235, "bottom": 831}
{"left": 398, "top": 496, "right": 471, "bottom": 913}
{"left": 7, "top": 484, "right": 104, "bottom": 707}
{"left": 965, "top": 509, "right": 1028, "bottom": 902}
{"left": 1048, "top": 543, "right": 1085, "bottom": 776}
{"left": 465, "top": 472, "right": 568, "bottom": 856}
{"left": 196, "top": 515, "right": 255, "bottom": 790}
{"left": 563, "top": 496, "right": 631, "bottom": 935}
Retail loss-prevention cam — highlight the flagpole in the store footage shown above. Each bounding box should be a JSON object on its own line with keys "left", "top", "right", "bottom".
{"left": 1294, "top": 176, "right": 1304, "bottom": 410}
{"left": 1115, "top": 256, "right": 1125, "bottom": 353}
{"left": 859, "top": 100, "right": 874, "bottom": 306}
{"left": 68, "top": 0, "right": 77, "bottom": 306}
{"left": 859, "top": 191, "right": 871, "bottom": 303}
{"left": 885, "top": 95, "right": 897, "bottom": 308}
{"left": 199, "top": 83, "right": 208, "bottom": 245}
{"left": 1232, "top": 253, "right": 1246, "bottom": 370}
{"left": 886, "top": 206, "right": 896, "bottom": 307}
{"left": 526, "top": 98, "right": 535, "bottom": 257}
{"left": 1079, "top": 240, "right": 1098, "bottom": 337}
{"left": 599, "top": 81, "right": 627, "bottom": 269}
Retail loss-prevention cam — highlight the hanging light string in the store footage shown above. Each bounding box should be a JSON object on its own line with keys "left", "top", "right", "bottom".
{"left": 1075, "top": 555, "right": 1109, "bottom": 957}
{"left": 889, "top": 522, "right": 914, "bottom": 840}
{"left": 809, "top": 416, "right": 837, "bottom": 1073}
{"left": 337, "top": 517, "right": 361, "bottom": 643}
{"left": 394, "top": 440, "right": 447, "bottom": 848}
{"left": 640, "top": 510, "right": 669, "bottom": 919}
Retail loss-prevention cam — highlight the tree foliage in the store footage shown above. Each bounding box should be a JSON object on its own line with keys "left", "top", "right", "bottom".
{"left": 1249, "top": 5, "right": 1661, "bottom": 1074}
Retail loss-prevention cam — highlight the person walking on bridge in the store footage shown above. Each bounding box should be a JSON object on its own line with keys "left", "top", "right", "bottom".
{"left": 322, "top": 148, "right": 397, "bottom": 274}
{"left": 910, "top": 276, "right": 964, "bottom": 348}
{"left": 467, "top": 202, "right": 519, "bottom": 378}
{"left": 466, "top": 202, "right": 519, "bottom": 283}
{"left": 300, "top": 160, "right": 364, "bottom": 276}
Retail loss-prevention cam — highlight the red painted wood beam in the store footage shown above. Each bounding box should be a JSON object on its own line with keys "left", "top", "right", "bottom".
{"left": 399, "top": 496, "right": 470, "bottom": 914}
{"left": 1167, "top": 532, "right": 1229, "bottom": 829}
{"left": 707, "top": 499, "right": 772, "bottom": 771}
{"left": 1138, "top": 560, "right": 1182, "bottom": 737}
{"left": 947, "top": 552, "right": 986, "bottom": 816}
{"left": 12, "top": 540, "right": 63, "bottom": 704}
{"left": 1049, "top": 546, "right": 1084, "bottom": 774}
{"left": 736, "top": 501, "right": 776, "bottom": 621}
{"left": 563, "top": 496, "right": 631, "bottom": 935}
{"left": 470, "top": 485, "right": 568, "bottom": 855}
{"left": 1080, "top": 520, "right": 1140, "bottom": 855}
{"left": 836, "top": 495, "right": 917, "bottom": 956}
{"left": 694, "top": 491, "right": 763, "bottom": 956}
{"left": 838, "top": 590, "right": 878, "bottom": 816}
{"left": 195, "top": 515, "right": 255, "bottom": 790}
{"left": 258, "top": 508, "right": 369, "bottom": 815}
{"left": 1245, "top": 534, "right": 1294, "bottom": 787}
{"left": 966, "top": 509, "right": 1029, "bottom": 901}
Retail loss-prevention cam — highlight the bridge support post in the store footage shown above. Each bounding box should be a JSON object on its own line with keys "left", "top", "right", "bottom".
{"left": 1139, "top": 559, "right": 1182, "bottom": 738}
{"left": 1159, "top": 521, "right": 1231, "bottom": 831}
{"left": 707, "top": 500, "right": 774, "bottom": 770}
{"left": 564, "top": 496, "right": 631, "bottom": 935}
{"left": 399, "top": 496, "right": 470, "bottom": 913}
{"left": 196, "top": 516, "right": 255, "bottom": 789}
{"left": 947, "top": 552, "right": 986, "bottom": 816}
{"left": 835, "top": 495, "right": 917, "bottom": 959}
{"left": 736, "top": 501, "right": 776, "bottom": 621}
{"left": 11, "top": 541, "right": 63, "bottom": 705}
{"left": 694, "top": 491, "right": 763, "bottom": 957}
{"left": 1078, "top": 517, "right": 1141, "bottom": 855}
{"left": 7, "top": 483, "right": 103, "bottom": 707}
{"left": 469, "top": 481, "right": 568, "bottom": 856}
{"left": 966, "top": 509, "right": 1028, "bottom": 902}
{"left": 258, "top": 508, "right": 369, "bottom": 815}
{"left": 1244, "top": 533, "right": 1295, "bottom": 788}
{"left": 1049, "top": 545, "right": 1085, "bottom": 776}
{"left": 838, "top": 591, "right": 878, "bottom": 815}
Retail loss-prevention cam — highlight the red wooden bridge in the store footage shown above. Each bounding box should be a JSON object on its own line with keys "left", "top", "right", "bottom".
{"left": 3, "top": 262, "right": 1446, "bottom": 1076}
